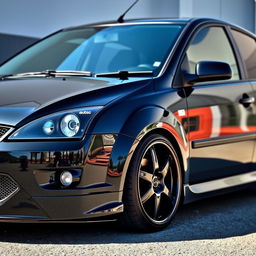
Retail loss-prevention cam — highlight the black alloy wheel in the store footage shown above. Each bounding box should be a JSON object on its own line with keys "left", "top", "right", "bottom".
{"left": 122, "top": 134, "right": 182, "bottom": 232}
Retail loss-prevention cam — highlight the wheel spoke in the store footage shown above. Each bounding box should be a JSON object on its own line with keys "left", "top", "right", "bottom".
{"left": 150, "top": 146, "right": 159, "bottom": 172}
{"left": 162, "top": 185, "right": 170, "bottom": 198}
{"left": 154, "top": 194, "right": 161, "bottom": 219}
{"left": 141, "top": 187, "right": 154, "bottom": 204}
{"left": 170, "top": 167, "right": 174, "bottom": 195}
{"left": 159, "top": 159, "right": 170, "bottom": 179}
{"left": 140, "top": 170, "right": 153, "bottom": 183}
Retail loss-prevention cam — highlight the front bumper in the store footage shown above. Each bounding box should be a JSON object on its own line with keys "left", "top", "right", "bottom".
{"left": 0, "top": 134, "right": 126, "bottom": 222}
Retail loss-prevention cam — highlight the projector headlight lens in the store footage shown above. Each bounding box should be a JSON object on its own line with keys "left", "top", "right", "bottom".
{"left": 60, "top": 114, "right": 80, "bottom": 137}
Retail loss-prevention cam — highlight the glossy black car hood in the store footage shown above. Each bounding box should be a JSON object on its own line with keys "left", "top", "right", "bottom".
{"left": 0, "top": 77, "right": 150, "bottom": 126}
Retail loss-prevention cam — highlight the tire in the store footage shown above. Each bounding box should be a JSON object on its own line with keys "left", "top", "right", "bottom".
{"left": 121, "top": 134, "right": 183, "bottom": 232}
{"left": 248, "top": 182, "right": 256, "bottom": 191}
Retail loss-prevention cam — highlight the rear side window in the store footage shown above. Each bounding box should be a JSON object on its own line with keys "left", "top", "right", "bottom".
{"left": 231, "top": 29, "right": 256, "bottom": 79}
{"left": 184, "top": 27, "right": 239, "bottom": 81}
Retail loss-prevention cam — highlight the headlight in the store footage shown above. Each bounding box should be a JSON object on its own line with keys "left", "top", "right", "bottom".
{"left": 9, "top": 106, "right": 102, "bottom": 140}
{"left": 60, "top": 114, "right": 80, "bottom": 137}
{"left": 43, "top": 120, "right": 55, "bottom": 135}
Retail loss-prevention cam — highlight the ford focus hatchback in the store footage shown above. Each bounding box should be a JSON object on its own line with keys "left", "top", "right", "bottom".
{"left": 0, "top": 18, "right": 255, "bottom": 232}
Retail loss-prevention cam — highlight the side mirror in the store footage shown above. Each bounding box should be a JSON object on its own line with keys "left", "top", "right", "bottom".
{"left": 184, "top": 61, "right": 232, "bottom": 86}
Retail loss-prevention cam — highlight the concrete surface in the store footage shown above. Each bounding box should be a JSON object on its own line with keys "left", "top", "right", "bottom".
{"left": 0, "top": 189, "right": 255, "bottom": 256}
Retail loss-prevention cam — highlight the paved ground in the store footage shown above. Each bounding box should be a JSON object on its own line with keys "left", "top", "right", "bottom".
{"left": 0, "top": 189, "right": 255, "bottom": 256}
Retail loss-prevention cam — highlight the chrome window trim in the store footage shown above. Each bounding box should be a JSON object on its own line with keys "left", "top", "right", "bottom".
{"left": 94, "top": 21, "right": 187, "bottom": 27}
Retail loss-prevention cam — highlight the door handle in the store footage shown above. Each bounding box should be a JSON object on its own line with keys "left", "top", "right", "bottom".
{"left": 239, "top": 96, "right": 255, "bottom": 105}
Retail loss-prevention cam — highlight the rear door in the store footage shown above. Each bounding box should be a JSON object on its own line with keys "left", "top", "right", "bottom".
{"left": 181, "top": 25, "right": 256, "bottom": 185}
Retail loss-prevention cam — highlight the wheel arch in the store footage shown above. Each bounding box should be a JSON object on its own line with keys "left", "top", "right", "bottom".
{"left": 116, "top": 122, "right": 189, "bottom": 193}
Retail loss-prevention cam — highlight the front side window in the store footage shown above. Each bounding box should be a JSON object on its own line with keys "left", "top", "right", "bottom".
{"left": 0, "top": 24, "right": 184, "bottom": 76}
{"left": 231, "top": 29, "right": 256, "bottom": 79}
{"left": 183, "top": 26, "right": 239, "bottom": 81}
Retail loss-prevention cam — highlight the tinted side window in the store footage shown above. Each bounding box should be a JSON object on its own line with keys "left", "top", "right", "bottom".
{"left": 231, "top": 29, "right": 256, "bottom": 79}
{"left": 184, "top": 27, "right": 239, "bottom": 81}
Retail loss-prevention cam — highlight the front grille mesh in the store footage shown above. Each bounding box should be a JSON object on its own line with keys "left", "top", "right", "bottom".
{"left": 0, "top": 174, "right": 19, "bottom": 204}
{"left": 0, "top": 126, "right": 10, "bottom": 140}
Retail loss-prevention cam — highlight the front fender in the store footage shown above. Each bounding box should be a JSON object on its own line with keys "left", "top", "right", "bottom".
{"left": 106, "top": 106, "right": 189, "bottom": 192}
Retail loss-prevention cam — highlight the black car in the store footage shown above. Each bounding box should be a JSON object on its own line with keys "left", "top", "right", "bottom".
{"left": 0, "top": 17, "right": 255, "bottom": 232}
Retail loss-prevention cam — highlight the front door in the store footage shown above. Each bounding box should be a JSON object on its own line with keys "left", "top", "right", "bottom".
{"left": 182, "top": 26, "right": 256, "bottom": 185}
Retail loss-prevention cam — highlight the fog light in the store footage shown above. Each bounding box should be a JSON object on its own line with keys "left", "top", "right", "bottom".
{"left": 60, "top": 171, "right": 73, "bottom": 187}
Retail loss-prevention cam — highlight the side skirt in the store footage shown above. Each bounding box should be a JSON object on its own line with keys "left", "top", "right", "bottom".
{"left": 183, "top": 171, "right": 256, "bottom": 203}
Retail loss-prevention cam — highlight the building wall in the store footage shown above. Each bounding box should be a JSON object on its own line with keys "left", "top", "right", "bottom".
{"left": 0, "top": 0, "right": 179, "bottom": 38}
{"left": 179, "top": 0, "right": 255, "bottom": 33}
{"left": 0, "top": 34, "right": 38, "bottom": 64}
{"left": 0, "top": 0, "right": 254, "bottom": 37}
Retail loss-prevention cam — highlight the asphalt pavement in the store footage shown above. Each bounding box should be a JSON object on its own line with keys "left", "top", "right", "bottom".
{"left": 0, "top": 189, "right": 255, "bottom": 256}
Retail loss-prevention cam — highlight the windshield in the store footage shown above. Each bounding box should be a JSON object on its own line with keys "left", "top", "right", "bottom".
{"left": 0, "top": 24, "right": 184, "bottom": 76}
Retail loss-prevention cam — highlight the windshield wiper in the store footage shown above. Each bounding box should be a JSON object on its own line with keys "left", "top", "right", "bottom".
{"left": 0, "top": 70, "right": 92, "bottom": 79}
{"left": 95, "top": 71, "right": 153, "bottom": 80}
{"left": 1, "top": 70, "right": 153, "bottom": 80}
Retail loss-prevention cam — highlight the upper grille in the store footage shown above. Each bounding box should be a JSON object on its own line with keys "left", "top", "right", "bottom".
{"left": 0, "top": 126, "right": 11, "bottom": 141}
{"left": 0, "top": 174, "right": 19, "bottom": 206}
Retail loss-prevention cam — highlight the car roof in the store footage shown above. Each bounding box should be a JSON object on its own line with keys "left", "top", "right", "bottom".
{"left": 62, "top": 17, "right": 255, "bottom": 38}
{"left": 62, "top": 18, "right": 190, "bottom": 31}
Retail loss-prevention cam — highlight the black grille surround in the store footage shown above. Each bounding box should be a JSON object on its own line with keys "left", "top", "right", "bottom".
{"left": 0, "top": 174, "right": 19, "bottom": 206}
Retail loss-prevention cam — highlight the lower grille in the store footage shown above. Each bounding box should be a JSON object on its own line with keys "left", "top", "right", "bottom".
{"left": 0, "top": 174, "right": 19, "bottom": 206}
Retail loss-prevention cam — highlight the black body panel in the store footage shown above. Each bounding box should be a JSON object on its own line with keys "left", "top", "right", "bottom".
{"left": 0, "top": 18, "right": 255, "bottom": 223}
